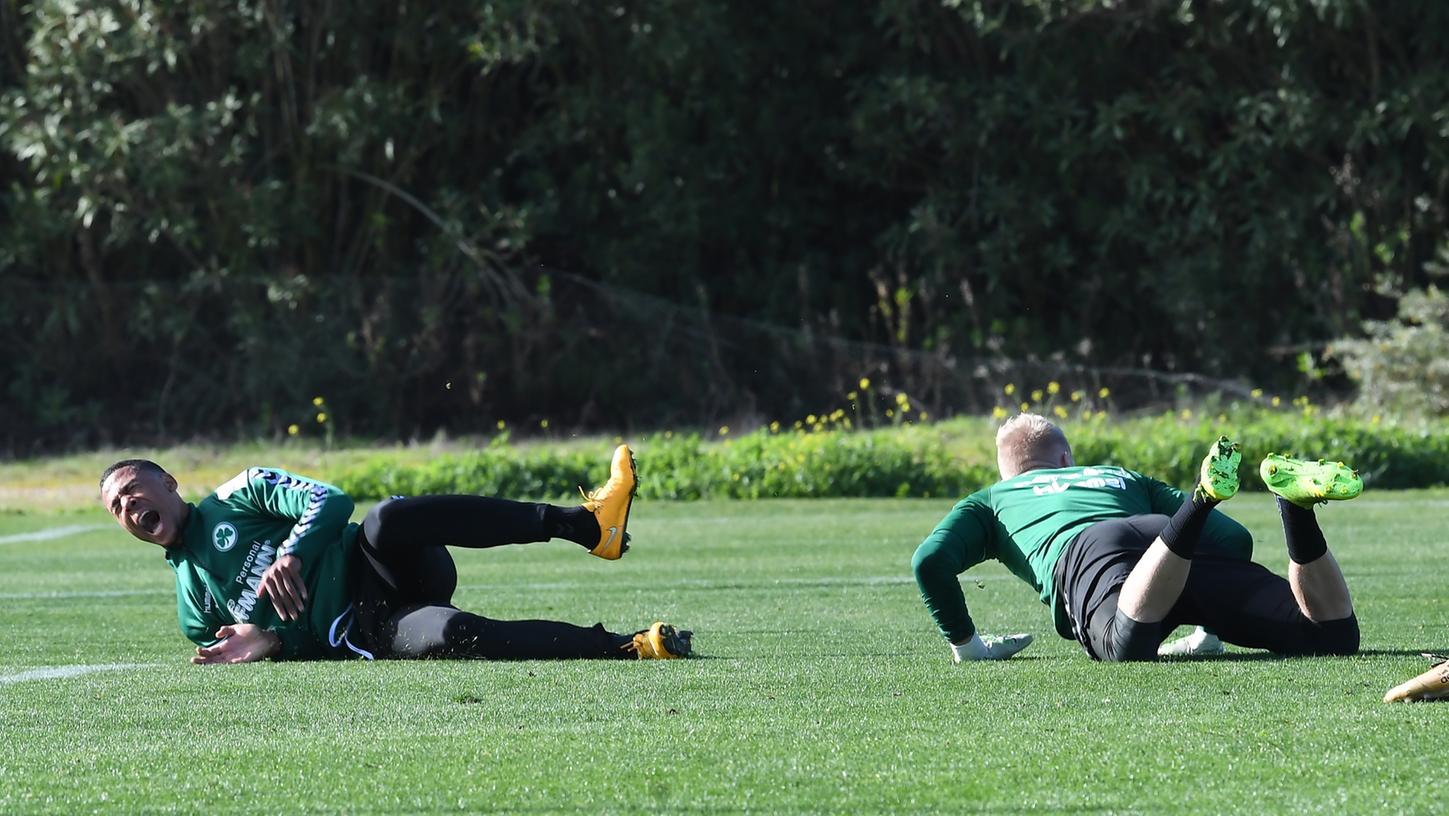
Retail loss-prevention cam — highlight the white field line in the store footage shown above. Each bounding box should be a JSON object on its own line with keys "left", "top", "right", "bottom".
{"left": 0, "top": 662, "right": 164, "bottom": 685}
{"left": 0, "top": 523, "right": 109, "bottom": 545}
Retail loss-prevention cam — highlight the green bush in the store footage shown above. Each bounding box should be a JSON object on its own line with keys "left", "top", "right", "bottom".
{"left": 1329, "top": 284, "right": 1449, "bottom": 418}
{"left": 332, "top": 411, "right": 1449, "bottom": 502}
{"left": 1069, "top": 410, "right": 1449, "bottom": 491}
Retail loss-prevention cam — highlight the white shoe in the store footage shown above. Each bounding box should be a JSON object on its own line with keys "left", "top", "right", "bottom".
{"left": 1157, "top": 627, "right": 1225, "bottom": 657}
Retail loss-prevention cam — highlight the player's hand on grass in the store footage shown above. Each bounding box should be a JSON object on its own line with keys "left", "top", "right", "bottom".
{"left": 192, "top": 624, "right": 281, "bottom": 664}
{"left": 257, "top": 553, "right": 308, "bottom": 621}
{"left": 950, "top": 632, "right": 1034, "bottom": 662}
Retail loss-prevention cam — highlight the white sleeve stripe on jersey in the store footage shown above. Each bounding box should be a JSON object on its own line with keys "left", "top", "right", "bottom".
{"left": 257, "top": 469, "right": 331, "bottom": 556}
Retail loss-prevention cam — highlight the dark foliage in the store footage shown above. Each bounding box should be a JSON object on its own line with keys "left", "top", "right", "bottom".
{"left": 3, "top": 1, "right": 1448, "bottom": 452}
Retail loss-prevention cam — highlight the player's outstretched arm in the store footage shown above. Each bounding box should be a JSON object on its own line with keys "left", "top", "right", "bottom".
{"left": 192, "top": 624, "right": 281, "bottom": 664}
{"left": 951, "top": 632, "right": 1034, "bottom": 662}
{"left": 913, "top": 495, "right": 1002, "bottom": 662}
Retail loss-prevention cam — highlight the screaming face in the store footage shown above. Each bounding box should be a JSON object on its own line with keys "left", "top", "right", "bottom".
{"left": 100, "top": 465, "right": 187, "bottom": 547}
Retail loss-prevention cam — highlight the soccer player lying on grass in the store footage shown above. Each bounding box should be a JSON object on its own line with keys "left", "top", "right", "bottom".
{"left": 98, "top": 445, "right": 692, "bottom": 663}
{"left": 912, "top": 413, "right": 1362, "bottom": 663}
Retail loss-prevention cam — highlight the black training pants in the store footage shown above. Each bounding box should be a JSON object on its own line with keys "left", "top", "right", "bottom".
{"left": 349, "top": 496, "right": 627, "bottom": 660}
{"left": 1055, "top": 514, "right": 1359, "bottom": 661}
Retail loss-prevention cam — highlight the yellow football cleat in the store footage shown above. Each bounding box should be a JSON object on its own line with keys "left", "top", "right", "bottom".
{"left": 579, "top": 444, "right": 638, "bottom": 560}
{"left": 1260, "top": 453, "right": 1363, "bottom": 508}
{"left": 626, "top": 622, "right": 693, "bottom": 659}
{"left": 1384, "top": 659, "right": 1449, "bottom": 703}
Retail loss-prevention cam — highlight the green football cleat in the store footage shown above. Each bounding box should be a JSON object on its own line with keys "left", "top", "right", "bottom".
{"left": 1196, "top": 436, "right": 1241, "bottom": 501}
{"left": 1259, "top": 453, "right": 1363, "bottom": 508}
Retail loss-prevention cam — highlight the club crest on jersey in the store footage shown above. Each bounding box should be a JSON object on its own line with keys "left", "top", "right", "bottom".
{"left": 212, "top": 522, "right": 239, "bottom": 552}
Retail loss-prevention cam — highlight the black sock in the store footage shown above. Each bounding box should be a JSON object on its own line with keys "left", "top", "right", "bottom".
{"left": 545, "top": 505, "right": 599, "bottom": 549}
{"left": 1159, "top": 493, "right": 1217, "bottom": 559}
{"left": 1277, "top": 498, "right": 1327, "bottom": 564}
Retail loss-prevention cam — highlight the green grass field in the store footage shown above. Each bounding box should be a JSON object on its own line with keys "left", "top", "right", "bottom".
{"left": 2, "top": 493, "right": 1447, "bottom": 813}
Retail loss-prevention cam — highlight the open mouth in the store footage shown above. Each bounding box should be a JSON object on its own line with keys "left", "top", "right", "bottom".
{"left": 139, "top": 510, "right": 160, "bottom": 534}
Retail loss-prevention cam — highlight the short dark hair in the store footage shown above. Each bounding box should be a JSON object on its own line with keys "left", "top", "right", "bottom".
{"left": 99, "top": 458, "right": 167, "bottom": 489}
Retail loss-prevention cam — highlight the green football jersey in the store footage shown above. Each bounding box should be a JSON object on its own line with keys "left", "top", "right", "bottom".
{"left": 163, "top": 467, "right": 361, "bottom": 659}
{"left": 916, "top": 465, "right": 1245, "bottom": 640}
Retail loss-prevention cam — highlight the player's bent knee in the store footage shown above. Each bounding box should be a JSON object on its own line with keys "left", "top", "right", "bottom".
{"left": 1276, "top": 614, "right": 1359, "bottom": 657}
{"left": 1311, "top": 615, "right": 1360, "bottom": 656}
{"left": 1100, "top": 608, "right": 1162, "bottom": 662}
{"left": 910, "top": 541, "right": 957, "bottom": 581}
{"left": 363, "top": 497, "right": 403, "bottom": 546}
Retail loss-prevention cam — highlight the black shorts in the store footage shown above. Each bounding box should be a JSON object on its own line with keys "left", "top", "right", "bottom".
{"left": 1053, "top": 515, "right": 1359, "bottom": 661}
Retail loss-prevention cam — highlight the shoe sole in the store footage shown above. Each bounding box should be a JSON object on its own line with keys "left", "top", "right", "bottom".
{"left": 1260, "top": 454, "right": 1362, "bottom": 508}
{"left": 619, "top": 450, "right": 637, "bottom": 556}
{"left": 1199, "top": 436, "right": 1241, "bottom": 501}
{"left": 656, "top": 624, "right": 692, "bottom": 658}
{"left": 1157, "top": 643, "right": 1226, "bottom": 658}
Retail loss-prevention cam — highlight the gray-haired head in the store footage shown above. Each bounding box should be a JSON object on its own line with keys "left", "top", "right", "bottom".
{"left": 995, "top": 413, "right": 1074, "bottom": 479}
